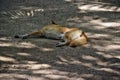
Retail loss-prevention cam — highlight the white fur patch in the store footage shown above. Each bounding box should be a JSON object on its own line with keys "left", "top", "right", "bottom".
{"left": 44, "top": 30, "right": 60, "bottom": 39}
{"left": 71, "top": 31, "right": 82, "bottom": 40}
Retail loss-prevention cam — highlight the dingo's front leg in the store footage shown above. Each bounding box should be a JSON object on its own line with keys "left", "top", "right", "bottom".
{"left": 56, "top": 41, "right": 67, "bottom": 47}
{"left": 56, "top": 38, "right": 70, "bottom": 47}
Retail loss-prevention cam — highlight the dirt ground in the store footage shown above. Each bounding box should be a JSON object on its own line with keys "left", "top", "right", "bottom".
{"left": 0, "top": 0, "right": 120, "bottom": 80}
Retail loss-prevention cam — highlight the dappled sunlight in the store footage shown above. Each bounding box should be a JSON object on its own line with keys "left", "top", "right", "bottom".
{"left": 96, "top": 51, "right": 120, "bottom": 60}
{"left": 19, "top": 6, "right": 44, "bottom": 17}
{"left": 0, "top": 7, "right": 44, "bottom": 19}
{"left": 96, "top": 60, "right": 108, "bottom": 66}
{"left": 19, "top": 6, "right": 44, "bottom": 12}
{"left": 83, "top": 57, "right": 118, "bottom": 75}
{"left": 81, "top": 62, "right": 93, "bottom": 68}
{"left": 24, "top": 61, "right": 38, "bottom": 64}
{"left": 18, "top": 42, "right": 37, "bottom": 48}
{"left": 94, "top": 67, "right": 120, "bottom": 75}
{"left": 87, "top": 32, "right": 109, "bottom": 37}
{"left": 114, "top": 56, "right": 120, "bottom": 59}
{"left": 16, "top": 52, "right": 31, "bottom": 56}
{"left": 0, "top": 37, "right": 36, "bottom": 48}
{"left": 104, "top": 44, "right": 120, "bottom": 51}
{"left": 40, "top": 47, "right": 54, "bottom": 52}
{"left": 0, "top": 42, "right": 12, "bottom": 47}
{"left": 0, "top": 56, "right": 16, "bottom": 62}
{"left": 55, "top": 53, "right": 120, "bottom": 77}
{"left": 81, "top": 55, "right": 109, "bottom": 67}
{"left": 5, "top": 64, "right": 51, "bottom": 70}
{"left": 57, "top": 56, "right": 79, "bottom": 64}
{"left": 0, "top": 74, "right": 29, "bottom": 80}
{"left": 96, "top": 52, "right": 114, "bottom": 58}
{"left": 64, "top": 0, "right": 72, "bottom": 2}
{"left": 78, "top": 4, "right": 120, "bottom": 12}
{"left": 31, "top": 64, "right": 51, "bottom": 69}
{"left": 80, "top": 73, "right": 94, "bottom": 78}
{"left": 44, "top": 74, "right": 69, "bottom": 80}
{"left": 0, "top": 37, "right": 13, "bottom": 46}
{"left": 90, "top": 19, "right": 120, "bottom": 27}
{"left": 0, "top": 40, "right": 37, "bottom": 48}
{"left": 0, "top": 37, "right": 11, "bottom": 41}
{"left": 82, "top": 55, "right": 98, "bottom": 61}
{"left": 56, "top": 56, "right": 93, "bottom": 67}
{"left": 33, "top": 69, "right": 67, "bottom": 75}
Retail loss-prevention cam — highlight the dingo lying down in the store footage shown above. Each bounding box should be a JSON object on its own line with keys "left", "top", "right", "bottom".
{"left": 15, "top": 21, "right": 88, "bottom": 47}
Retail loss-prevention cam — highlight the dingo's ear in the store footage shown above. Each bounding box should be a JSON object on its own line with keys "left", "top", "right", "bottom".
{"left": 80, "top": 31, "right": 88, "bottom": 41}
{"left": 51, "top": 20, "right": 56, "bottom": 24}
{"left": 80, "top": 31, "right": 84, "bottom": 37}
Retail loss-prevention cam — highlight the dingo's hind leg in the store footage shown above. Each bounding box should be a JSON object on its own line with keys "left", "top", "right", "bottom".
{"left": 14, "top": 31, "right": 42, "bottom": 39}
{"left": 69, "top": 40, "right": 78, "bottom": 47}
{"left": 14, "top": 34, "right": 29, "bottom": 39}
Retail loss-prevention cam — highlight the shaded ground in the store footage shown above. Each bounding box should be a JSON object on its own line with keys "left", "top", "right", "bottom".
{"left": 0, "top": 0, "right": 120, "bottom": 80}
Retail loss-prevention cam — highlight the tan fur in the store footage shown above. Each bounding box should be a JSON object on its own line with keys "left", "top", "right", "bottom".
{"left": 57, "top": 29, "right": 88, "bottom": 47}
{"left": 15, "top": 21, "right": 88, "bottom": 47}
{"left": 29, "top": 24, "right": 78, "bottom": 38}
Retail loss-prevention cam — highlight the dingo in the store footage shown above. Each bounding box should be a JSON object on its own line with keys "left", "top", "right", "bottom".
{"left": 15, "top": 21, "right": 88, "bottom": 47}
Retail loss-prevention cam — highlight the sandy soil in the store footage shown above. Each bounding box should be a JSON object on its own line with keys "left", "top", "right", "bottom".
{"left": 0, "top": 0, "right": 120, "bottom": 80}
